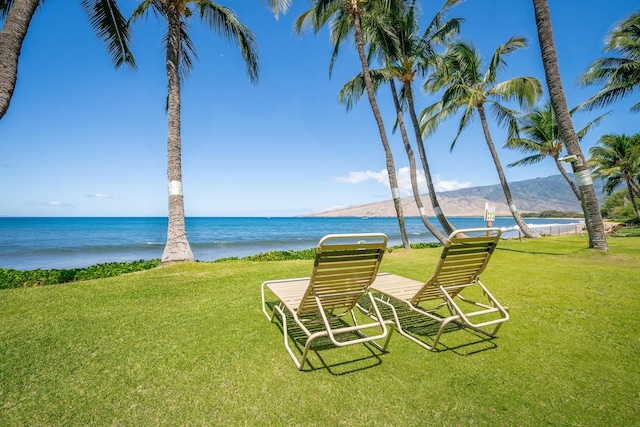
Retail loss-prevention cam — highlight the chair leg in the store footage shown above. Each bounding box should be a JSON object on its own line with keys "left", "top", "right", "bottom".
{"left": 441, "top": 281, "right": 509, "bottom": 336}
{"left": 273, "top": 304, "right": 310, "bottom": 370}
{"left": 352, "top": 293, "right": 395, "bottom": 351}
{"left": 261, "top": 282, "right": 277, "bottom": 322}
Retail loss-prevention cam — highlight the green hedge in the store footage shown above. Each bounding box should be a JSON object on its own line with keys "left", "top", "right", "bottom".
{"left": 0, "top": 259, "right": 161, "bottom": 289}
{"left": 1, "top": 241, "right": 443, "bottom": 289}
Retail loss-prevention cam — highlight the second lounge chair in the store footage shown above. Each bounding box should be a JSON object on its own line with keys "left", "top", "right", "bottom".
{"left": 366, "top": 228, "right": 509, "bottom": 351}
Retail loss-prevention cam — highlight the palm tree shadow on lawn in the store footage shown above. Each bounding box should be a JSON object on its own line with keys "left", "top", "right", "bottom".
{"left": 264, "top": 301, "right": 388, "bottom": 375}
{"left": 494, "top": 247, "right": 585, "bottom": 256}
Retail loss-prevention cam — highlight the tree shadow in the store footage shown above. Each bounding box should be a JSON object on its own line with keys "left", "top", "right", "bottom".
{"left": 495, "top": 247, "right": 584, "bottom": 256}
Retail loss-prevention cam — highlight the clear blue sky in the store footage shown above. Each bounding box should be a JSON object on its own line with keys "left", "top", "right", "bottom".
{"left": 0, "top": 0, "right": 637, "bottom": 217}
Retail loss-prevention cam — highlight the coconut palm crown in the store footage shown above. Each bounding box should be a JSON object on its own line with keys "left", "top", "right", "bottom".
{"left": 421, "top": 37, "right": 543, "bottom": 238}
{"left": 588, "top": 133, "right": 640, "bottom": 220}
{"left": 580, "top": 10, "right": 640, "bottom": 113}
{"left": 505, "top": 102, "right": 609, "bottom": 200}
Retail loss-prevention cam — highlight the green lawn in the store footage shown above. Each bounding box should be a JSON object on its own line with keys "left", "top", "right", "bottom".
{"left": 1, "top": 232, "right": 639, "bottom": 426}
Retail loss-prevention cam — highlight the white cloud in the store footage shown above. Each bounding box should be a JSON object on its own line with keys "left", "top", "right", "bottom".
{"left": 25, "top": 201, "right": 78, "bottom": 208}
{"left": 337, "top": 168, "right": 472, "bottom": 195}
{"left": 336, "top": 170, "right": 390, "bottom": 186}
{"left": 431, "top": 174, "right": 472, "bottom": 192}
{"left": 88, "top": 193, "right": 113, "bottom": 199}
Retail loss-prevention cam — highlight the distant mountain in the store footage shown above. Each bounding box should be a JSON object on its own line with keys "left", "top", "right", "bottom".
{"left": 303, "top": 174, "right": 605, "bottom": 217}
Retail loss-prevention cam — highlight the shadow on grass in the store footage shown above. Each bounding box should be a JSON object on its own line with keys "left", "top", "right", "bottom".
{"left": 265, "top": 301, "right": 389, "bottom": 375}
{"left": 495, "top": 247, "right": 584, "bottom": 256}
{"left": 362, "top": 297, "right": 499, "bottom": 356}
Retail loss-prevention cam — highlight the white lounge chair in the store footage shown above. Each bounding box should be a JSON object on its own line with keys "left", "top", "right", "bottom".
{"left": 368, "top": 228, "right": 509, "bottom": 351}
{"left": 261, "top": 233, "right": 394, "bottom": 370}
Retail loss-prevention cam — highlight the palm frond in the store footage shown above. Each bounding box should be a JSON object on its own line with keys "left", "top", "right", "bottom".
{"left": 179, "top": 23, "right": 197, "bottom": 79}
{"left": 504, "top": 137, "right": 543, "bottom": 153}
{"left": 81, "top": 0, "right": 136, "bottom": 69}
{"left": 419, "top": 99, "right": 450, "bottom": 137}
{"left": 575, "top": 110, "right": 610, "bottom": 140}
{"left": 339, "top": 72, "right": 365, "bottom": 111}
{"left": 488, "top": 102, "right": 520, "bottom": 137}
{"left": 450, "top": 102, "right": 474, "bottom": 151}
{"left": 196, "top": 2, "right": 259, "bottom": 82}
{"left": 489, "top": 76, "right": 542, "bottom": 109}
{"left": 484, "top": 36, "right": 526, "bottom": 84}
{"left": 299, "top": 0, "right": 341, "bottom": 33}
{"left": 579, "top": 10, "right": 640, "bottom": 112}
{"left": 328, "top": 8, "right": 353, "bottom": 77}
{"left": 293, "top": 8, "right": 315, "bottom": 34}
{"left": 507, "top": 154, "right": 545, "bottom": 168}
{"left": 129, "top": 0, "right": 163, "bottom": 22}
{"left": 0, "top": 0, "right": 15, "bottom": 20}
{"left": 262, "top": 0, "right": 291, "bottom": 19}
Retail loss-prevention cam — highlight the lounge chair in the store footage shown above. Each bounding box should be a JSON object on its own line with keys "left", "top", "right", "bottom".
{"left": 605, "top": 223, "right": 624, "bottom": 236}
{"left": 366, "top": 228, "right": 509, "bottom": 351}
{"left": 261, "top": 233, "right": 394, "bottom": 370}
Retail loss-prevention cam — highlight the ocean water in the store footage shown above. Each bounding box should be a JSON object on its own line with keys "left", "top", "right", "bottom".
{"left": 0, "top": 216, "right": 584, "bottom": 271}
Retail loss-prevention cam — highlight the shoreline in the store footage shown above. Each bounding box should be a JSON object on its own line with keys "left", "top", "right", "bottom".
{"left": 0, "top": 217, "right": 592, "bottom": 271}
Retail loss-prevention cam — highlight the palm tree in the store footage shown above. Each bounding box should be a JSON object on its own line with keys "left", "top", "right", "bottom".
{"left": 130, "top": 0, "right": 290, "bottom": 264}
{"left": 379, "top": 0, "right": 461, "bottom": 236}
{"left": 387, "top": 78, "right": 448, "bottom": 242}
{"left": 588, "top": 133, "right": 640, "bottom": 221}
{"left": 422, "top": 37, "right": 542, "bottom": 238}
{"left": 338, "top": 0, "right": 462, "bottom": 243}
{"left": 0, "top": 0, "right": 135, "bottom": 120}
{"left": 580, "top": 10, "right": 640, "bottom": 113}
{"left": 296, "top": 0, "right": 411, "bottom": 249}
{"left": 339, "top": 69, "right": 448, "bottom": 243}
{"left": 531, "top": 0, "right": 608, "bottom": 250}
{"left": 505, "top": 102, "right": 609, "bottom": 201}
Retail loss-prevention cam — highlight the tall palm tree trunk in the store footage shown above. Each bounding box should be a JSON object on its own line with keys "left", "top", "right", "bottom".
{"left": 353, "top": 14, "right": 410, "bottom": 249}
{"left": 478, "top": 106, "right": 539, "bottom": 238}
{"left": 404, "top": 81, "right": 455, "bottom": 235}
{"left": 161, "top": 4, "right": 194, "bottom": 263}
{"left": 630, "top": 180, "right": 640, "bottom": 200}
{"left": 0, "top": 0, "right": 40, "bottom": 120}
{"left": 390, "top": 80, "right": 447, "bottom": 243}
{"left": 553, "top": 157, "right": 582, "bottom": 200}
{"left": 532, "top": 0, "right": 608, "bottom": 250}
{"left": 624, "top": 175, "right": 640, "bottom": 220}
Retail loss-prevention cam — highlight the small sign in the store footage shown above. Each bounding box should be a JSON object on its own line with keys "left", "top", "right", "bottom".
{"left": 484, "top": 202, "right": 496, "bottom": 223}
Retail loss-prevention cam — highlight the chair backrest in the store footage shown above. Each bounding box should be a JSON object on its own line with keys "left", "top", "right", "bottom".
{"left": 297, "top": 233, "right": 388, "bottom": 315}
{"left": 606, "top": 223, "right": 622, "bottom": 234}
{"left": 411, "top": 228, "right": 501, "bottom": 304}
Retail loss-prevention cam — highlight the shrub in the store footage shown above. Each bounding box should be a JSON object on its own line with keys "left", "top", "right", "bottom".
{"left": 0, "top": 259, "right": 161, "bottom": 289}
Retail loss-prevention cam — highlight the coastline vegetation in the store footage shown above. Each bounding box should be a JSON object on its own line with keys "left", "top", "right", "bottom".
{"left": 0, "top": 260, "right": 161, "bottom": 290}
{"left": 1, "top": 233, "right": 638, "bottom": 425}
{"left": 521, "top": 210, "right": 584, "bottom": 218}
{"left": 0, "top": 242, "right": 443, "bottom": 289}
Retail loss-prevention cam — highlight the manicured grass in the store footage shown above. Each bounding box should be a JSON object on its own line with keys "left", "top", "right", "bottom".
{"left": 1, "top": 233, "right": 639, "bottom": 425}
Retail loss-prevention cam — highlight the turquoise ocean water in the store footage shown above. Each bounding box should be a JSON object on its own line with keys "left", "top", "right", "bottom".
{"left": 0, "top": 217, "right": 583, "bottom": 270}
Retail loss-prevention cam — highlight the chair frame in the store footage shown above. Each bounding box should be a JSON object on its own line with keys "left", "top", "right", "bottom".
{"left": 605, "top": 223, "right": 624, "bottom": 236}
{"left": 261, "top": 233, "right": 394, "bottom": 370}
{"left": 365, "top": 228, "right": 509, "bottom": 351}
